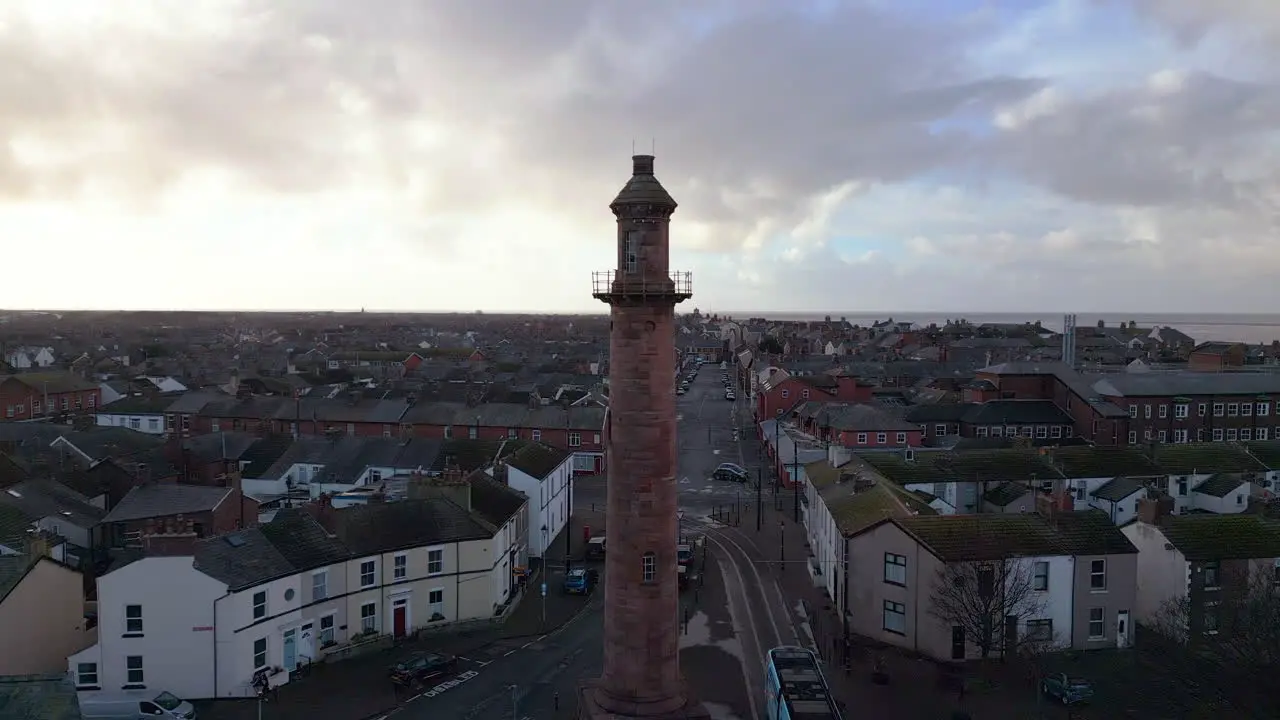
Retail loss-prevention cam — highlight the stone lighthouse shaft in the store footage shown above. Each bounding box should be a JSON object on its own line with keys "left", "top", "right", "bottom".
{"left": 580, "top": 156, "right": 707, "bottom": 719}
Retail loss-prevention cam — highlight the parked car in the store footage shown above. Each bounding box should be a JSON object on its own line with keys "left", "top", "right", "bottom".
{"left": 677, "top": 544, "right": 694, "bottom": 567}
{"left": 390, "top": 653, "right": 457, "bottom": 686}
{"left": 676, "top": 388, "right": 686, "bottom": 395}
{"left": 725, "top": 392, "right": 736, "bottom": 401}
{"left": 713, "top": 462, "right": 750, "bottom": 483}
{"left": 1041, "top": 673, "right": 1094, "bottom": 705}
{"left": 585, "top": 536, "right": 607, "bottom": 560}
{"left": 78, "top": 690, "right": 196, "bottom": 720}
{"left": 563, "top": 567, "right": 599, "bottom": 594}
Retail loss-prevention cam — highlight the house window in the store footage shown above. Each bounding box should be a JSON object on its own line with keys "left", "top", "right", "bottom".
{"left": 1213, "top": 428, "right": 1224, "bottom": 441}
{"left": 1021, "top": 426, "right": 1033, "bottom": 438}
{"left": 443, "top": 425, "right": 452, "bottom": 439}
{"left": 393, "top": 553, "right": 408, "bottom": 581}
{"left": 1174, "top": 404, "right": 1188, "bottom": 419}
{"left": 319, "top": 614, "right": 335, "bottom": 646}
{"left": 593, "top": 433, "right": 601, "bottom": 444}
{"left": 1203, "top": 561, "right": 1220, "bottom": 589}
{"left": 312, "top": 571, "right": 327, "bottom": 601}
{"left": 1226, "top": 428, "right": 1238, "bottom": 441}
{"left": 1177, "top": 478, "right": 1188, "bottom": 495}
{"left": 1144, "top": 404, "right": 1152, "bottom": 419}
{"left": 252, "top": 591, "right": 267, "bottom": 620}
{"left": 1243, "top": 402, "right": 1253, "bottom": 416}
{"left": 569, "top": 432, "right": 582, "bottom": 447}
{"left": 1241, "top": 428, "right": 1253, "bottom": 441}
{"left": 1228, "top": 403, "right": 1239, "bottom": 417}
{"left": 88, "top": 394, "right": 97, "bottom": 407}
{"left": 360, "top": 560, "right": 376, "bottom": 588}
{"left": 934, "top": 424, "right": 947, "bottom": 437}
{"left": 976, "top": 427, "right": 988, "bottom": 437}
{"left": 427, "top": 548, "right": 444, "bottom": 575}
{"left": 1007, "top": 426, "right": 1019, "bottom": 437}
{"left": 1128, "top": 404, "right": 1137, "bottom": 418}
{"left": 876, "top": 432, "right": 887, "bottom": 444}
{"left": 148, "top": 418, "right": 159, "bottom": 432}
{"left": 1089, "top": 559, "right": 1106, "bottom": 590}
{"left": 383, "top": 424, "right": 392, "bottom": 438}
{"left": 1159, "top": 404, "right": 1168, "bottom": 419}
{"left": 1026, "top": 619, "right": 1053, "bottom": 642}
{"left": 1204, "top": 602, "right": 1220, "bottom": 633}
{"left": 1212, "top": 402, "right": 1224, "bottom": 417}
{"left": 883, "top": 553, "right": 907, "bottom": 585}
{"left": 781, "top": 390, "right": 789, "bottom": 399}
{"left": 61, "top": 397, "right": 69, "bottom": 411}
{"left": 1128, "top": 431, "right": 1137, "bottom": 444}
{"left": 1198, "top": 403, "right": 1206, "bottom": 417}
{"left": 642, "top": 551, "right": 656, "bottom": 582}
{"left": 1088, "top": 608, "right": 1105, "bottom": 639}
{"left": 369, "top": 469, "right": 382, "bottom": 482}
{"left": 895, "top": 432, "right": 906, "bottom": 445}
{"left": 129, "top": 417, "right": 140, "bottom": 429}
{"left": 1158, "top": 430, "right": 1167, "bottom": 442}
{"left": 531, "top": 429, "right": 541, "bottom": 441}
{"left": 1032, "top": 561, "right": 1049, "bottom": 591}
{"left": 428, "top": 588, "right": 444, "bottom": 618}
{"left": 801, "top": 390, "right": 810, "bottom": 399}
{"left": 211, "top": 420, "right": 220, "bottom": 433}
{"left": 508, "top": 427, "right": 517, "bottom": 438}
{"left": 990, "top": 426, "right": 1002, "bottom": 437}
{"left": 468, "top": 426, "right": 478, "bottom": 439}
{"left": 1035, "top": 425, "right": 1047, "bottom": 439}
{"left": 360, "top": 602, "right": 377, "bottom": 633}
{"left": 1259, "top": 428, "right": 1270, "bottom": 440}
{"left": 76, "top": 662, "right": 99, "bottom": 688}
{"left": 883, "top": 601, "right": 906, "bottom": 635}
{"left": 1174, "top": 429, "right": 1189, "bottom": 443}
{"left": 856, "top": 433, "right": 867, "bottom": 445}
{"left": 125, "top": 655, "right": 145, "bottom": 686}
{"left": 1257, "top": 402, "right": 1270, "bottom": 417}
{"left": 250, "top": 638, "right": 268, "bottom": 670}
{"left": 624, "top": 230, "right": 640, "bottom": 274}
{"left": 124, "top": 605, "right": 143, "bottom": 635}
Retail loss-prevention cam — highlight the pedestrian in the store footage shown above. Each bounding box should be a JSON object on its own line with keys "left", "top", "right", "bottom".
{"left": 554, "top": 691, "right": 560, "bottom": 710}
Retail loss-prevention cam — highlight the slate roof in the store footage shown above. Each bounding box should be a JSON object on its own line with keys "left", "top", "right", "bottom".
{"left": 1192, "top": 474, "right": 1246, "bottom": 498}
{"left": 238, "top": 435, "right": 295, "bottom": 478}
{"left": 433, "top": 438, "right": 529, "bottom": 474}
{"left": 961, "top": 400, "right": 1073, "bottom": 425}
{"left": 2, "top": 372, "right": 97, "bottom": 393}
{"left": 903, "top": 403, "right": 975, "bottom": 423}
{"left": 333, "top": 497, "right": 496, "bottom": 556}
{"left": 1091, "top": 476, "right": 1146, "bottom": 502}
{"left": 1159, "top": 515, "right": 1280, "bottom": 561}
{"left": 0, "top": 674, "right": 84, "bottom": 720}
{"left": 1243, "top": 440, "right": 1280, "bottom": 469}
{"left": 1095, "top": 372, "right": 1280, "bottom": 398}
{"left": 0, "top": 504, "right": 33, "bottom": 550}
{"left": 982, "top": 481, "right": 1028, "bottom": 507}
{"left": 468, "top": 472, "right": 529, "bottom": 528}
{"left": 0, "top": 554, "right": 35, "bottom": 603}
{"left": 0, "top": 480, "right": 106, "bottom": 528}
{"left": 823, "top": 404, "right": 918, "bottom": 432}
{"left": 259, "top": 508, "right": 351, "bottom": 570}
{"left": 1150, "top": 443, "right": 1267, "bottom": 475}
{"left": 611, "top": 154, "right": 677, "bottom": 208}
{"left": 1050, "top": 445, "right": 1163, "bottom": 479}
{"left": 54, "top": 427, "right": 162, "bottom": 461}
{"left": 899, "top": 509, "right": 1136, "bottom": 562}
{"left": 505, "top": 442, "right": 571, "bottom": 480}
{"left": 102, "top": 483, "right": 232, "bottom": 523}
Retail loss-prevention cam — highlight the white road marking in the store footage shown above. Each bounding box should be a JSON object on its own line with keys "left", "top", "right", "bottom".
{"left": 704, "top": 533, "right": 765, "bottom": 720}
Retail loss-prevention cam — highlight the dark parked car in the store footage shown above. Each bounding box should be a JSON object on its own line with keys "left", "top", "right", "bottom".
{"left": 713, "top": 463, "right": 749, "bottom": 483}
{"left": 390, "top": 652, "right": 457, "bottom": 686}
{"left": 1041, "top": 673, "right": 1094, "bottom": 705}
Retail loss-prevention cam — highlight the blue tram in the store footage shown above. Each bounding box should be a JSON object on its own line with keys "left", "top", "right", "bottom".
{"left": 762, "top": 646, "right": 843, "bottom": 720}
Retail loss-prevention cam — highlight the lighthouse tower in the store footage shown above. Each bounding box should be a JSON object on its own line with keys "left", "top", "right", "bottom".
{"left": 579, "top": 156, "right": 707, "bottom": 719}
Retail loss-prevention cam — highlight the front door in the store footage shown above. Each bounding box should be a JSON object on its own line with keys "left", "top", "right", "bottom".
{"left": 393, "top": 599, "right": 408, "bottom": 638}
{"left": 951, "top": 626, "right": 965, "bottom": 660}
{"left": 1116, "top": 610, "right": 1130, "bottom": 649}
{"left": 298, "top": 623, "right": 314, "bottom": 666}
{"left": 283, "top": 628, "right": 297, "bottom": 671}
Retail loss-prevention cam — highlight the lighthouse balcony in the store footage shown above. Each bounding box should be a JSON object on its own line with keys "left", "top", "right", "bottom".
{"left": 591, "top": 270, "right": 692, "bottom": 304}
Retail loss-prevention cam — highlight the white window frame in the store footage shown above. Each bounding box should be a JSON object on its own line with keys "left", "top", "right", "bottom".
{"left": 125, "top": 604, "right": 143, "bottom": 635}
{"left": 1198, "top": 403, "right": 1207, "bottom": 417}
{"left": 856, "top": 432, "right": 867, "bottom": 444}
{"left": 319, "top": 613, "right": 336, "bottom": 647}
{"left": 642, "top": 551, "right": 656, "bottom": 582}
{"left": 1051, "top": 425, "right": 1062, "bottom": 438}
{"left": 1035, "top": 425, "right": 1048, "bottom": 439}
{"left": 1174, "top": 403, "right": 1188, "bottom": 419}
{"left": 76, "top": 662, "right": 99, "bottom": 688}
{"left": 895, "top": 432, "right": 906, "bottom": 445}
{"left": 781, "top": 389, "right": 790, "bottom": 399}
{"left": 1087, "top": 608, "right": 1106, "bottom": 639}
{"left": 531, "top": 429, "right": 541, "bottom": 441}
{"left": 1241, "top": 428, "right": 1252, "bottom": 441}
{"left": 1228, "top": 403, "right": 1239, "bottom": 417}
{"left": 252, "top": 638, "right": 268, "bottom": 671}
{"left": 360, "top": 601, "right": 377, "bottom": 634}
{"left": 1258, "top": 427, "right": 1270, "bottom": 440}
{"left": 1213, "top": 402, "right": 1224, "bottom": 417}
{"left": 393, "top": 552, "right": 408, "bottom": 581}
{"left": 883, "top": 553, "right": 907, "bottom": 585}
{"left": 1243, "top": 402, "right": 1253, "bottom": 417}
{"left": 1213, "top": 428, "right": 1224, "bottom": 441}
{"left": 1128, "top": 404, "right": 1137, "bottom": 418}
{"left": 876, "top": 432, "right": 887, "bottom": 444}
{"left": 428, "top": 588, "right": 445, "bottom": 618}
{"left": 1159, "top": 404, "right": 1168, "bottom": 419}
{"left": 312, "top": 570, "right": 328, "bottom": 600}
{"left": 1128, "top": 431, "right": 1137, "bottom": 444}
{"left": 883, "top": 600, "right": 907, "bottom": 635}
{"left": 252, "top": 591, "right": 267, "bottom": 620}
{"left": 360, "top": 559, "right": 377, "bottom": 589}
{"left": 427, "top": 547, "right": 444, "bottom": 576}
{"left": 125, "top": 655, "right": 145, "bottom": 686}
{"left": 1032, "top": 561, "right": 1049, "bottom": 591}
{"left": 1144, "top": 404, "right": 1152, "bottom": 419}
{"left": 1227, "top": 428, "right": 1238, "bottom": 441}
{"left": 1257, "top": 402, "right": 1270, "bottom": 417}
{"left": 1089, "top": 559, "right": 1106, "bottom": 591}
{"left": 934, "top": 423, "right": 946, "bottom": 437}
{"left": 568, "top": 431, "right": 582, "bottom": 447}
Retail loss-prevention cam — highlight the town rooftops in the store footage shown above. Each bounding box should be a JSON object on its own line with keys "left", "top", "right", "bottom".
{"left": 897, "top": 509, "right": 1137, "bottom": 562}
{"left": 0, "top": 372, "right": 98, "bottom": 394}
{"left": 505, "top": 441, "right": 572, "bottom": 480}
{"left": 0, "top": 480, "right": 105, "bottom": 528}
{"left": 960, "top": 399, "right": 1072, "bottom": 426}
{"left": 1091, "top": 476, "right": 1146, "bottom": 503}
{"left": 102, "top": 483, "right": 233, "bottom": 524}
{"left": 0, "top": 673, "right": 84, "bottom": 720}
{"left": 1149, "top": 442, "right": 1267, "bottom": 476}
{"left": 1244, "top": 440, "right": 1280, "bottom": 469}
{"left": 467, "top": 471, "right": 529, "bottom": 528}
{"left": 331, "top": 495, "right": 496, "bottom": 556}
{"left": 1093, "top": 372, "right": 1280, "bottom": 398}
{"left": 1158, "top": 514, "right": 1280, "bottom": 561}
{"left": 1048, "top": 445, "right": 1164, "bottom": 479}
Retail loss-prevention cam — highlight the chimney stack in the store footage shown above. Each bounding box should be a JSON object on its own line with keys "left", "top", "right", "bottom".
{"left": 1137, "top": 494, "right": 1174, "bottom": 526}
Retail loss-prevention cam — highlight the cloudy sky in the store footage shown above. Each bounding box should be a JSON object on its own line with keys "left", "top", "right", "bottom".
{"left": 2, "top": 0, "right": 1278, "bottom": 314}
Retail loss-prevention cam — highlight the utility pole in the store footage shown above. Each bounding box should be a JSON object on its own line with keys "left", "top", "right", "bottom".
{"left": 792, "top": 440, "right": 801, "bottom": 523}
{"left": 778, "top": 519, "right": 785, "bottom": 567}
{"left": 508, "top": 684, "right": 518, "bottom": 719}
{"left": 564, "top": 406, "right": 573, "bottom": 573}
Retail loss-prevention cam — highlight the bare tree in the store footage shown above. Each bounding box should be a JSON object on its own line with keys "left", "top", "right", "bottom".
{"left": 928, "top": 558, "right": 1049, "bottom": 660}
{"left": 1148, "top": 564, "right": 1280, "bottom": 670}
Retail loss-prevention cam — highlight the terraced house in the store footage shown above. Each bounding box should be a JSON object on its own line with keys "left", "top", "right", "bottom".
{"left": 71, "top": 474, "right": 528, "bottom": 700}
{"left": 844, "top": 510, "right": 1139, "bottom": 661}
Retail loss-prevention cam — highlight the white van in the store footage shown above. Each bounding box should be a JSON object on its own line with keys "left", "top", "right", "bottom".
{"left": 79, "top": 690, "right": 197, "bottom": 720}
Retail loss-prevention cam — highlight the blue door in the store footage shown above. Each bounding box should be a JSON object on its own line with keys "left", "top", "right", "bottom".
{"left": 283, "top": 628, "right": 297, "bottom": 670}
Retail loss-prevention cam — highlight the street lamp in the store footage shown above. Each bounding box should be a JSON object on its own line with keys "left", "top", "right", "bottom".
{"left": 507, "top": 684, "right": 518, "bottom": 719}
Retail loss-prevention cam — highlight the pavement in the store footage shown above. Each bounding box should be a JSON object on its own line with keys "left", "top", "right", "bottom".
{"left": 192, "top": 518, "right": 602, "bottom": 720}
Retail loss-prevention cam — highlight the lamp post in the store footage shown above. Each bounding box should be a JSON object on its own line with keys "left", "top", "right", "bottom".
{"left": 508, "top": 684, "right": 518, "bottom": 719}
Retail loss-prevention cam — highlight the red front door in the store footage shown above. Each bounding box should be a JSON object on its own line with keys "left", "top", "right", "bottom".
{"left": 393, "top": 604, "right": 407, "bottom": 637}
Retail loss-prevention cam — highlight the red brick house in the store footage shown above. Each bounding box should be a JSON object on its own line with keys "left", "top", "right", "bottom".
{"left": 1, "top": 373, "right": 101, "bottom": 421}
{"left": 402, "top": 401, "right": 608, "bottom": 474}
{"left": 756, "top": 374, "right": 872, "bottom": 420}
{"left": 100, "top": 480, "right": 259, "bottom": 552}
{"left": 1188, "top": 342, "right": 1246, "bottom": 372}
{"left": 803, "top": 403, "right": 923, "bottom": 448}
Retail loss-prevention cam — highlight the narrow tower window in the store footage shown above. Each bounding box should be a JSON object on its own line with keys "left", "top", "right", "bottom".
{"left": 624, "top": 230, "right": 641, "bottom": 274}
{"left": 642, "top": 551, "right": 656, "bottom": 582}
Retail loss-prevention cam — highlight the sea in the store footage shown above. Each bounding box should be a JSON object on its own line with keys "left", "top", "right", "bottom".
{"left": 719, "top": 312, "right": 1280, "bottom": 345}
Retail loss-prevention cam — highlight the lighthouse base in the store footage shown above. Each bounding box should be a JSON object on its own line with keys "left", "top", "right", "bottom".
{"left": 577, "top": 679, "right": 711, "bottom": 720}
